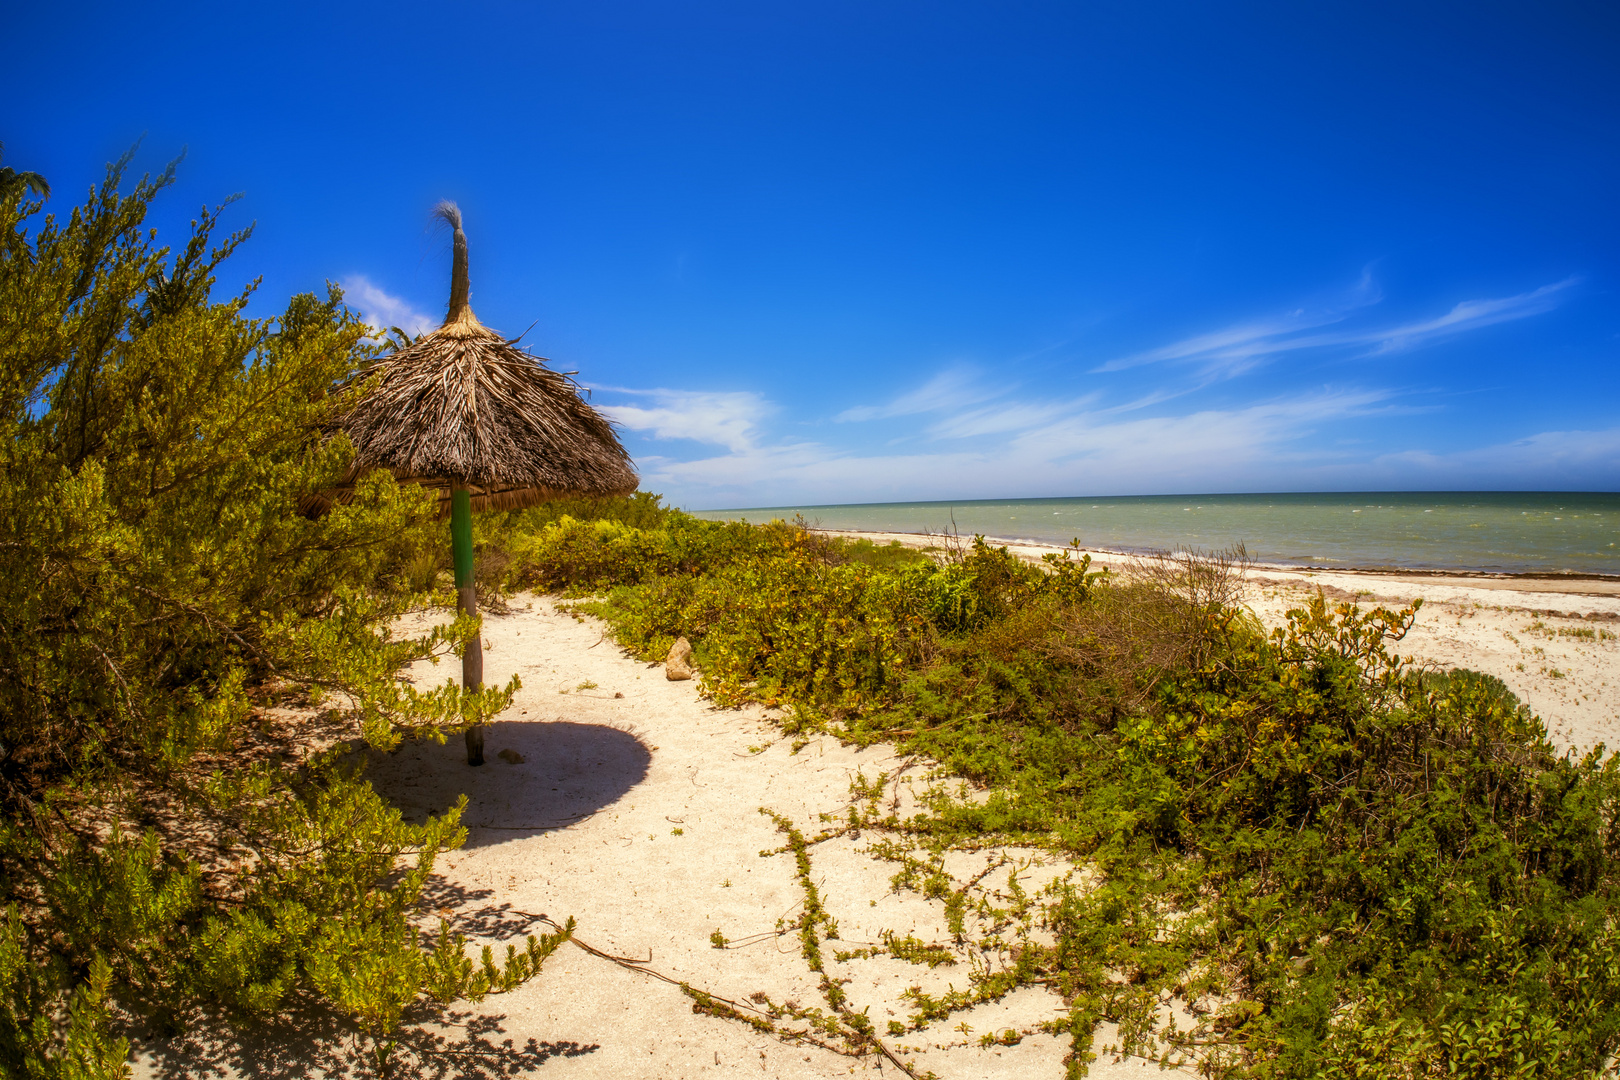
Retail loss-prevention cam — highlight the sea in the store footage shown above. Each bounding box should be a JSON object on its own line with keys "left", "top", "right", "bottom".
{"left": 691, "top": 492, "right": 1620, "bottom": 576}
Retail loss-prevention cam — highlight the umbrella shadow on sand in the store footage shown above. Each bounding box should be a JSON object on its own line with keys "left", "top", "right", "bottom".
{"left": 133, "top": 721, "right": 644, "bottom": 1078}
{"left": 366, "top": 718, "right": 652, "bottom": 852}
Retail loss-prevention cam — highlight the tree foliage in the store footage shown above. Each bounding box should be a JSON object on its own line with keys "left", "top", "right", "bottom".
{"left": 0, "top": 145, "right": 49, "bottom": 204}
{"left": 0, "top": 152, "right": 552, "bottom": 1077}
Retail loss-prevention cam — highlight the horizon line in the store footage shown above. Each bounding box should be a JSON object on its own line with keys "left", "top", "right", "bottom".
{"left": 687, "top": 489, "right": 1620, "bottom": 514}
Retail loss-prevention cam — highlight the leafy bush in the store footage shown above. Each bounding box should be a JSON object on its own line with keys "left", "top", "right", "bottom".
{"left": 522, "top": 517, "right": 1103, "bottom": 716}
{"left": 513, "top": 508, "right": 1620, "bottom": 1078}
{"left": 0, "top": 153, "right": 552, "bottom": 1076}
{"left": 839, "top": 537, "right": 933, "bottom": 571}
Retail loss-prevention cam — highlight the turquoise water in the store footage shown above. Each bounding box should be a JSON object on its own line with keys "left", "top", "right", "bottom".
{"left": 693, "top": 492, "right": 1620, "bottom": 575}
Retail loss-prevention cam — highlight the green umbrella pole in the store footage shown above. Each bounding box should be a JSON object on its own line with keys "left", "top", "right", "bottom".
{"left": 451, "top": 487, "right": 485, "bottom": 766}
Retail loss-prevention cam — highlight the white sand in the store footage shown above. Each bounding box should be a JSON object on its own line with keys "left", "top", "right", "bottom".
{"left": 133, "top": 537, "right": 1620, "bottom": 1078}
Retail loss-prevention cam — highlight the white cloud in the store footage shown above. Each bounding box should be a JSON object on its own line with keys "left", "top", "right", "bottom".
{"left": 1358, "top": 278, "right": 1578, "bottom": 354}
{"left": 1096, "top": 315, "right": 1339, "bottom": 375}
{"left": 605, "top": 272, "right": 1601, "bottom": 509}
{"left": 836, "top": 367, "right": 988, "bottom": 422}
{"left": 628, "top": 389, "right": 1620, "bottom": 510}
{"left": 837, "top": 369, "right": 1097, "bottom": 440}
{"left": 1093, "top": 275, "right": 1577, "bottom": 379}
{"left": 629, "top": 384, "right": 1412, "bottom": 508}
{"left": 926, "top": 396, "right": 1099, "bottom": 439}
{"left": 1094, "top": 269, "right": 1384, "bottom": 376}
{"left": 1008, "top": 388, "right": 1391, "bottom": 464}
{"left": 341, "top": 275, "right": 438, "bottom": 337}
{"left": 1355, "top": 426, "right": 1620, "bottom": 487}
{"left": 598, "top": 388, "right": 773, "bottom": 453}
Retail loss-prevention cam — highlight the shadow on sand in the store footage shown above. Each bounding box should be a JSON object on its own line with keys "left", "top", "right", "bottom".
{"left": 133, "top": 720, "right": 640, "bottom": 1077}
{"left": 366, "top": 718, "right": 652, "bottom": 850}
{"left": 136, "top": 1005, "right": 600, "bottom": 1080}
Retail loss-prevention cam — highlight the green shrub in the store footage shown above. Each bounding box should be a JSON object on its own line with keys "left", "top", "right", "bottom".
{"left": 0, "top": 153, "right": 551, "bottom": 1076}
{"left": 526, "top": 520, "right": 1106, "bottom": 719}
{"left": 519, "top": 511, "right": 1620, "bottom": 1078}
{"left": 496, "top": 489, "right": 672, "bottom": 533}
{"left": 1421, "top": 665, "right": 1521, "bottom": 710}
{"left": 838, "top": 537, "right": 933, "bottom": 570}
{"left": 568, "top": 521, "right": 936, "bottom": 711}
{"left": 893, "top": 590, "right": 1620, "bottom": 1077}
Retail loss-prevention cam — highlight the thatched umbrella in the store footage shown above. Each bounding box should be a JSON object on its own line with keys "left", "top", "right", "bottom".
{"left": 308, "top": 202, "right": 636, "bottom": 765}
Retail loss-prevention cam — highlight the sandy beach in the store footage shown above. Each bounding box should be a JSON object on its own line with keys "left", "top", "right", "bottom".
{"left": 134, "top": 539, "right": 1620, "bottom": 1079}
{"left": 140, "top": 594, "right": 1117, "bottom": 1079}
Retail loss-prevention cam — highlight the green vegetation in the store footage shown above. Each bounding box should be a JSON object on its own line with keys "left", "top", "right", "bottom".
{"left": 495, "top": 509, "right": 1620, "bottom": 1078}
{"left": 0, "top": 153, "right": 559, "bottom": 1077}
{"left": 7, "top": 147, "right": 1617, "bottom": 1079}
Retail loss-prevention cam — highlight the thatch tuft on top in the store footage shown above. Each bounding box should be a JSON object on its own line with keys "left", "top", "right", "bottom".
{"left": 303, "top": 202, "right": 636, "bottom": 516}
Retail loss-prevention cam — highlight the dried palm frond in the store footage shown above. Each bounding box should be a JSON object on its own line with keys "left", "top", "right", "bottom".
{"left": 304, "top": 202, "right": 636, "bottom": 516}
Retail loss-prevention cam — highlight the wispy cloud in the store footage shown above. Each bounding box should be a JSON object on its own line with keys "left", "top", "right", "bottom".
{"left": 1096, "top": 314, "right": 1343, "bottom": 376}
{"left": 608, "top": 271, "right": 1600, "bottom": 509}
{"left": 1094, "top": 275, "right": 1577, "bottom": 379}
{"left": 836, "top": 367, "right": 1099, "bottom": 441}
{"left": 687, "top": 437, "right": 1614, "bottom": 513}
{"left": 629, "top": 384, "right": 1406, "bottom": 507}
{"left": 925, "top": 396, "right": 1099, "bottom": 439}
{"left": 1361, "top": 426, "right": 1620, "bottom": 485}
{"left": 1094, "top": 270, "right": 1384, "bottom": 376}
{"left": 1358, "top": 278, "right": 1578, "bottom": 354}
{"left": 598, "top": 388, "right": 773, "bottom": 453}
{"left": 1008, "top": 388, "right": 1392, "bottom": 464}
{"left": 619, "top": 375, "right": 1620, "bottom": 509}
{"left": 341, "top": 275, "right": 437, "bottom": 337}
{"left": 836, "top": 367, "right": 989, "bottom": 422}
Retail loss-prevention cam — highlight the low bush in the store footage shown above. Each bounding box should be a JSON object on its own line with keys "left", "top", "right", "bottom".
{"left": 0, "top": 154, "right": 553, "bottom": 1078}
{"left": 506, "top": 510, "right": 1620, "bottom": 1078}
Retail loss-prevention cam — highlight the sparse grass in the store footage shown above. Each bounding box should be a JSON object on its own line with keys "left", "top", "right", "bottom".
{"left": 837, "top": 537, "right": 934, "bottom": 570}
{"left": 1524, "top": 620, "right": 1612, "bottom": 642}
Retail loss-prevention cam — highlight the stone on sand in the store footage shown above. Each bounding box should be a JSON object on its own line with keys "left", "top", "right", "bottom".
{"left": 665, "top": 636, "right": 694, "bottom": 681}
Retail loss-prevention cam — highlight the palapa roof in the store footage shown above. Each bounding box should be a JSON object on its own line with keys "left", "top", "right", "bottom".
{"left": 303, "top": 202, "right": 636, "bottom": 517}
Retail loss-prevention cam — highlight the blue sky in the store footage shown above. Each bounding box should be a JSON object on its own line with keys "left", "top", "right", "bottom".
{"left": 7, "top": 2, "right": 1618, "bottom": 508}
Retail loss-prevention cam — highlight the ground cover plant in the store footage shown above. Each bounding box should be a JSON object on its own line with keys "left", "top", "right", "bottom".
{"left": 502, "top": 509, "right": 1620, "bottom": 1078}
{"left": 0, "top": 154, "right": 564, "bottom": 1078}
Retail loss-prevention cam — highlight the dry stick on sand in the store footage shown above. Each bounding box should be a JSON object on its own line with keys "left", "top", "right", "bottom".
{"left": 514, "top": 911, "right": 928, "bottom": 1078}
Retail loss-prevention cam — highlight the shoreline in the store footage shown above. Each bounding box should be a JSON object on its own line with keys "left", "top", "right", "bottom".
{"left": 692, "top": 490, "right": 1620, "bottom": 580}
{"left": 821, "top": 527, "right": 1620, "bottom": 599}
